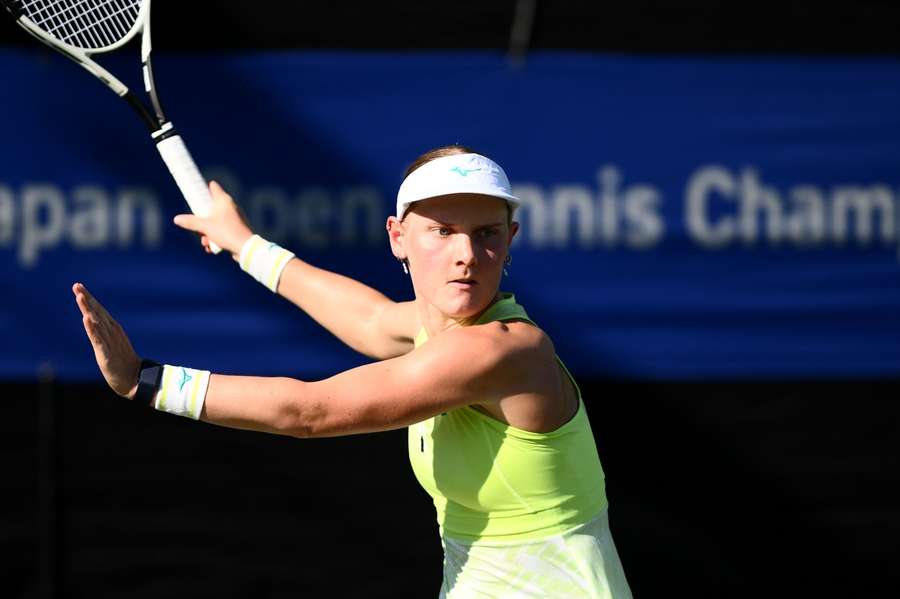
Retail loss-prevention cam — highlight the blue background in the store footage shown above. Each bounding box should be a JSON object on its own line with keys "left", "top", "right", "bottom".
{"left": 1, "top": 50, "right": 899, "bottom": 380}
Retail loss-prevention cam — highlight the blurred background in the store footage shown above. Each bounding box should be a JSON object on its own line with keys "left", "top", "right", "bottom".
{"left": 2, "top": 1, "right": 899, "bottom": 597}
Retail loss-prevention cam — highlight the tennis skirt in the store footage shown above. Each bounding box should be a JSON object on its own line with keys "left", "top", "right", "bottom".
{"left": 439, "top": 508, "right": 633, "bottom": 598}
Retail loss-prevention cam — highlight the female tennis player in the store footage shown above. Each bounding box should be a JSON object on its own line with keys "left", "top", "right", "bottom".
{"left": 72, "top": 145, "right": 633, "bottom": 598}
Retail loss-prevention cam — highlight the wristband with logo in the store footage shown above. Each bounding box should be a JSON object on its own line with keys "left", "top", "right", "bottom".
{"left": 152, "top": 364, "right": 211, "bottom": 420}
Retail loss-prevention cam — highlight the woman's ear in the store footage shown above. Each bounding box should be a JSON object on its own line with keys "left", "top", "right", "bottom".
{"left": 386, "top": 216, "right": 406, "bottom": 260}
{"left": 508, "top": 220, "right": 520, "bottom": 246}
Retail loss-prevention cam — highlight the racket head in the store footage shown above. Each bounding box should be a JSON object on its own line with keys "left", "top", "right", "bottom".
{"left": 3, "top": 0, "right": 149, "bottom": 54}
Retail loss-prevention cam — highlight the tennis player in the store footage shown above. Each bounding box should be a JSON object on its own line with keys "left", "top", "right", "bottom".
{"left": 73, "top": 145, "right": 633, "bottom": 598}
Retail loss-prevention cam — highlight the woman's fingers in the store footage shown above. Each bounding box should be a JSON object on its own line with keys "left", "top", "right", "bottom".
{"left": 174, "top": 213, "right": 204, "bottom": 233}
{"left": 75, "top": 283, "right": 112, "bottom": 326}
{"left": 80, "top": 302, "right": 110, "bottom": 372}
{"left": 209, "top": 180, "right": 231, "bottom": 202}
{"left": 74, "top": 285, "right": 99, "bottom": 324}
{"left": 75, "top": 291, "right": 89, "bottom": 318}
{"left": 72, "top": 282, "right": 141, "bottom": 398}
{"left": 75, "top": 284, "right": 109, "bottom": 345}
{"left": 83, "top": 317, "right": 110, "bottom": 370}
{"left": 173, "top": 181, "right": 253, "bottom": 256}
{"left": 82, "top": 314, "right": 100, "bottom": 347}
{"left": 175, "top": 213, "right": 223, "bottom": 254}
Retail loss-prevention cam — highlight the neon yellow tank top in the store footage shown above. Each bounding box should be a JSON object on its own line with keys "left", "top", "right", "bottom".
{"left": 407, "top": 293, "right": 608, "bottom": 542}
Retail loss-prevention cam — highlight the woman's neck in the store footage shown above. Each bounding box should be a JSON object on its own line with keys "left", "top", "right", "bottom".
{"left": 417, "top": 292, "right": 504, "bottom": 340}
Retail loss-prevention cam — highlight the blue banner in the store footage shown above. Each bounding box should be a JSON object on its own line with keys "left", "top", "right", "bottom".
{"left": 2, "top": 50, "right": 899, "bottom": 380}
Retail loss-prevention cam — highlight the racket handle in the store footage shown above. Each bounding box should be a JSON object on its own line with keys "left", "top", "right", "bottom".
{"left": 155, "top": 133, "right": 222, "bottom": 254}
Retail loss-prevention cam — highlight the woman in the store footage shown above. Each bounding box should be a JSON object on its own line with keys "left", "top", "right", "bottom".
{"left": 73, "top": 145, "right": 633, "bottom": 598}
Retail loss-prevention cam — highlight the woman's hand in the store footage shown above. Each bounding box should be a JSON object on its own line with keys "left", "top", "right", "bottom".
{"left": 173, "top": 180, "right": 254, "bottom": 260}
{"left": 72, "top": 283, "right": 141, "bottom": 400}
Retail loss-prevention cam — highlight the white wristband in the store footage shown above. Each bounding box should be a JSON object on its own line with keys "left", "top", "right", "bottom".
{"left": 153, "top": 365, "right": 211, "bottom": 420}
{"left": 239, "top": 234, "right": 295, "bottom": 292}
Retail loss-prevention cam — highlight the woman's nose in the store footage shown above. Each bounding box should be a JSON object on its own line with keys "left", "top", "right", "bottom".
{"left": 454, "top": 233, "right": 477, "bottom": 267}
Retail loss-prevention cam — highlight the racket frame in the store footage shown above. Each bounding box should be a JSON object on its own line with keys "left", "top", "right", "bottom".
{"left": 0, "top": 0, "right": 222, "bottom": 253}
{"left": 1, "top": 0, "right": 148, "bottom": 98}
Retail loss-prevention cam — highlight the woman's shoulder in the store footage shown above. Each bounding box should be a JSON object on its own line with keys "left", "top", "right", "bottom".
{"left": 476, "top": 317, "right": 552, "bottom": 350}
{"left": 458, "top": 318, "right": 557, "bottom": 377}
{"left": 462, "top": 320, "right": 574, "bottom": 432}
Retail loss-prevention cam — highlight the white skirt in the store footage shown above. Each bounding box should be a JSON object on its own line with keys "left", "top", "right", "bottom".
{"left": 439, "top": 509, "right": 633, "bottom": 599}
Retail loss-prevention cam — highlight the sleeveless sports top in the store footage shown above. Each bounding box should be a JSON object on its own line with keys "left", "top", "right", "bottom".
{"left": 407, "top": 293, "right": 608, "bottom": 542}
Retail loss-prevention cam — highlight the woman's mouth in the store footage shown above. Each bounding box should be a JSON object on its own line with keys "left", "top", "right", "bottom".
{"left": 449, "top": 278, "right": 478, "bottom": 288}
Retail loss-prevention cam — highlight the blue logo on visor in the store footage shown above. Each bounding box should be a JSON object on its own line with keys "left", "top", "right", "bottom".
{"left": 450, "top": 166, "right": 482, "bottom": 177}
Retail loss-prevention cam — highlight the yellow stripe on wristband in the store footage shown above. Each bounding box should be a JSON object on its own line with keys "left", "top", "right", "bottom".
{"left": 188, "top": 367, "right": 204, "bottom": 418}
{"left": 239, "top": 234, "right": 295, "bottom": 293}
{"left": 267, "top": 250, "right": 293, "bottom": 291}
{"left": 157, "top": 363, "right": 174, "bottom": 412}
{"left": 240, "top": 235, "right": 265, "bottom": 271}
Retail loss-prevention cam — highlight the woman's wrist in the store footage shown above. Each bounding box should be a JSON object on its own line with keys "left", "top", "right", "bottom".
{"left": 238, "top": 234, "right": 296, "bottom": 292}
{"left": 133, "top": 358, "right": 163, "bottom": 405}
{"left": 230, "top": 229, "right": 254, "bottom": 258}
{"left": 119, "top": 355, "right": 142, "bottom": 400}
{"left": 132, "top": 360, "right": 211, "bottom": 420}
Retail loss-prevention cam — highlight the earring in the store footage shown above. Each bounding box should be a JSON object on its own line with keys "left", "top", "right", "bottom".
{"left": 503, "top": 254, "right": 511, "bottom": 277}
{"left": 401, "top": 259, "right": 409, "bottom": 275}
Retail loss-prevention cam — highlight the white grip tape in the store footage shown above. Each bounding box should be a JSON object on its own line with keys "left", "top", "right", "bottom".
{"left": 156, "top": 134, "right": 222, "bottom": 254}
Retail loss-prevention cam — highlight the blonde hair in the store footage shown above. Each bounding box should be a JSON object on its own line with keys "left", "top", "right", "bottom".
{"left": 402, "top": 144, "right": 477, "bottom": 179}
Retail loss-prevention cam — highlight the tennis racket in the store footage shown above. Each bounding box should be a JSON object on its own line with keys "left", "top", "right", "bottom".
{"left": 0, "top": 0, "right": 221, "bottom": 253}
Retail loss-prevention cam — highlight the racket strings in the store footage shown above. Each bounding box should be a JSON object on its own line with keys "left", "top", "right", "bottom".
{"left": 19, "top": 0, "right": 141, "bottom": 50}
{"left": 36, "top": 0, "right": 138, "bottom": 47}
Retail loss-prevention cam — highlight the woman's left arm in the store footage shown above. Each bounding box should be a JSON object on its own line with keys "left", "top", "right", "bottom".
{"left": 74, "top": 283, "right": 537, "bottom": 438}
{"left": 204, "top": 316, "right": 542, "bottom": 436}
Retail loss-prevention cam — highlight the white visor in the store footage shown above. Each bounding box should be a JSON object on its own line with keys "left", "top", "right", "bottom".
{"left": 396, "top": 153, "right": 520, "bottom": 219}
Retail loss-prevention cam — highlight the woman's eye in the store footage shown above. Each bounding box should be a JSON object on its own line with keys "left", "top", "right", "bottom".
{"left": 479, "top": 228, "right": 499, "bottom": 238}
{"left": 437, "top": 227, "right": 451, "bottom": 236}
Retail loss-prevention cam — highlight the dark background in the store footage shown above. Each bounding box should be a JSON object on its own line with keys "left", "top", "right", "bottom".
{"left": 2, "top": 2, "right": 900, "bottom": 598}
{"left": 2, "top": 1, "right": 900, "bottom": 54}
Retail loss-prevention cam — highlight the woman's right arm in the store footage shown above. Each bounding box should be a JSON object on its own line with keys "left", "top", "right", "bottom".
{"left": 173, "top": 181, "right": 417, "bottom": 360}
{"left": 275, "top": 258, "right": 416, "bottom": 359}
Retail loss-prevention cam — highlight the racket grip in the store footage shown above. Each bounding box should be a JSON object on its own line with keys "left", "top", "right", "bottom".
{"left": 155, "top": 134, "right": 222, "bottom": 254}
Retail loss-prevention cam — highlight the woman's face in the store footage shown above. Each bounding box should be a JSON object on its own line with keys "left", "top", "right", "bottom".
{"left": 390, "top": 194, "right": 518, "bottom": 320}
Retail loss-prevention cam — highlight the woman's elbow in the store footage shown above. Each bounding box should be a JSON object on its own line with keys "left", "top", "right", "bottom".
{"left": 276, "top": 379, "right": 327, "bottom": 438}
{"left": 277, "top": 378, "right": 392, "bottom": 438}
